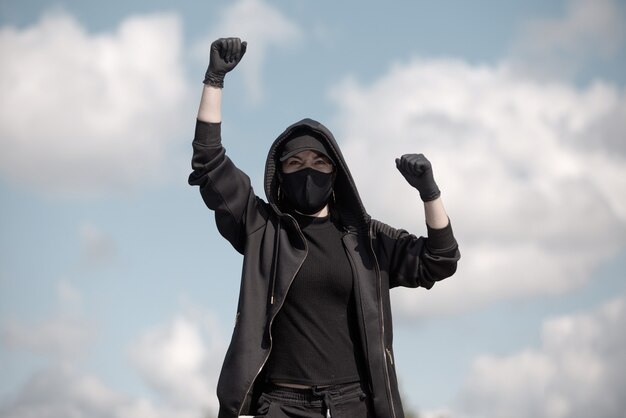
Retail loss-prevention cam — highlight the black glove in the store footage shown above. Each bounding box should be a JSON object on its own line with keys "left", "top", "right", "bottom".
{"left": 395, "top": 154, "right": 441, "bottom": 202}
{"left": 203, "top": 37, "right": 247, "bottom": 88}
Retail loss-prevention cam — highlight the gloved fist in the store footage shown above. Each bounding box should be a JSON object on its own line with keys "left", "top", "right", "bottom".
{"left": 203, "top": 37, "right": 247, "bottom": 88}
{"left": 395, "top": 154, "right": 441, "bottom": 202}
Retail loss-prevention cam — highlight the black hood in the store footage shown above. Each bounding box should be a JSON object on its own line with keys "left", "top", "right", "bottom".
{"left": 264, "top": 118, "right": 370, "bottom": 230}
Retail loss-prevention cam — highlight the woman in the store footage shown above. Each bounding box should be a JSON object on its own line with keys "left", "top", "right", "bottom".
{"left": 189, "top": 38, "right": 460, "bottom": 418}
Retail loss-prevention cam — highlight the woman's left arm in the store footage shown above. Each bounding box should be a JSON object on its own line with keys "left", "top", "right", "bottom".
{"left": 382, "top": 154, "right": 460, "bottom": 288}
{"left": 396, "top": 153, "right": 451, "bottom": 231}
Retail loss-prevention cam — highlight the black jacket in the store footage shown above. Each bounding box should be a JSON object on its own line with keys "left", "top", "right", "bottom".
{"left": 189, "top": 118, "right": 460, "bottom": 418}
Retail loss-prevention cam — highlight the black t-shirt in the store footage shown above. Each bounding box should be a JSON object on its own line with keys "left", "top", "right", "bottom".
{"left": 265, "top": 213, "right": 365, "bottom": 386}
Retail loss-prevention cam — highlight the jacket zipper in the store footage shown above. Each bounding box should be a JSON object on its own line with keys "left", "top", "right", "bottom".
{"left": 269, "top": 219, "right": 281, "bottom": 305}
{"left": 369, "top": 223, "right": 397, "bottom": 418}
{"left": 386, "top": 347, "right": 394, "bottom": 365}
{"left": 237, "top": 214, "right": 308, "bottom": 416}
{"left": 342, "top": 232, "right": 375, "bottom": 397}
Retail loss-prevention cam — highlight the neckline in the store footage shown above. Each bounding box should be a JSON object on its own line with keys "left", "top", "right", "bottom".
{"left": 292, "top": 212, "right": 333, "bottom": 229}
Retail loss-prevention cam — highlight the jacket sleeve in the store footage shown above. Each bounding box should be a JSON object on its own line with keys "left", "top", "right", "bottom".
{"left": 372, "top": 219, "right": 460, "bottom": 289}
{"left": 188, "top": 119, "right": 268, "bottom": 254}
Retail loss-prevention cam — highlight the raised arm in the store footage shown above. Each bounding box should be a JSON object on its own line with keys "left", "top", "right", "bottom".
{"left": 395, "top": 154, "right": 450, "bottom": 229}
{"left": 381, "top": 154, "right": 459, "bottom": 289}
{"left": 189, "top": 38, "right": 264, "bottom": 253}
{"left": 197, "top": 37, "right": 247, "bottom": 123}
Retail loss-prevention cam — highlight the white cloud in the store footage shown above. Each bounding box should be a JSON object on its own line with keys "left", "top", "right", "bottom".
{"left": 1, "top": 304, "right": 226, "bottom": 418}
{"left": 128, "top": 312, "right": 226, "bottom": 413}
{"left": 331, "top": 58, "right": 626, "bottom": 317}
{"left": 1, "top": 281, "right": 94, "bottom": 360}
{"left": 1, "top": 314, "right": 95, "bottom": 361}
{"left": 0, "top": 11, "right": 191, "bottom": 196}
{"left": 196, "top": 0, "right": 302, "bottom": 102}
{"left": 508, "top": 0, "right": 626, "bottom": 79}
{"left": 435, "top": 296, "right": 626, "bottom": 418}
{"left": 0, "top": 364, "right": 191, "bottom": 418}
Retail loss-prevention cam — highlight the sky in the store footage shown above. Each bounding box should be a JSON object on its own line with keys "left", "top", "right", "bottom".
{"left": 0, "top": 0, "right": 625, "bottom": 417}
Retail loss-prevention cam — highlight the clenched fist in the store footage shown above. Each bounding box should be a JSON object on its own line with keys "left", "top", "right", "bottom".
{"left": 203, "top": 37, "right": 247, "bottom": 88}
{"left": 395, "top": 154, "right": 441, "bottom": 202}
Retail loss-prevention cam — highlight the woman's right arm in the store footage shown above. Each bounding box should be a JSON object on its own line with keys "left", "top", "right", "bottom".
{"left": 189, "top": 38, "right": 265, "bottom": 254}
{"left": 198, "top": 36, "right": 247, "bottom": 122}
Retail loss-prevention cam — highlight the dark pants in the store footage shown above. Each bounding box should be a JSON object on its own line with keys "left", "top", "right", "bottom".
{"left": 251, "top": 381, "right": 373, "bottom": 418}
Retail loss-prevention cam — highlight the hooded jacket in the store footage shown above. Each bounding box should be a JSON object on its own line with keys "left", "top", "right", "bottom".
{"left": 189, "top": 118, "right": 460, "bottom": 418}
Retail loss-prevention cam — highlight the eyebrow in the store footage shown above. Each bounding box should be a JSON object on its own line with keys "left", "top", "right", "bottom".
{"left": 315, "top": 156, "right": 332, "bottom": 163}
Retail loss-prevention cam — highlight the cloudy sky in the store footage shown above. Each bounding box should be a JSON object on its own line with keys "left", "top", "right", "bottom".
{"left": 1, "top": 0, "right": 625, "bottom": 417}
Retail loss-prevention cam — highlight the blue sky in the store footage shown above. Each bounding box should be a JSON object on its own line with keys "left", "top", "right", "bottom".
{"left": 1, "top": 0, "right": 625, "bottom": 417}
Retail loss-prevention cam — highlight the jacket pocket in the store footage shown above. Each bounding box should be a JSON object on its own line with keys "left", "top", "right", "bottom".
{"left": 246, "top": 393, "right": 273, "bottom": 417}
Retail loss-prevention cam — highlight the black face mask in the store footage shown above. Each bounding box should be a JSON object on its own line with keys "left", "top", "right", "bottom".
{"left": 280, "top": 168, "right": 334, "bottom": 215}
